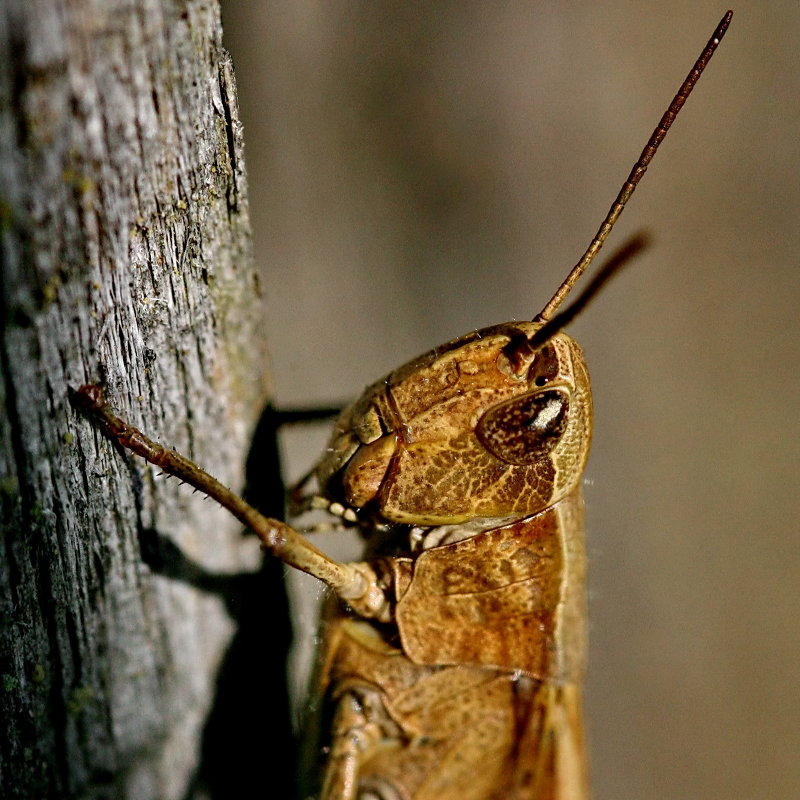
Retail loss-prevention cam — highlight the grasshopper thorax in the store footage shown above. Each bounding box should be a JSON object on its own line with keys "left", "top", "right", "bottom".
{"left": 315, "top": 322, "right": 592, "bottom": 527}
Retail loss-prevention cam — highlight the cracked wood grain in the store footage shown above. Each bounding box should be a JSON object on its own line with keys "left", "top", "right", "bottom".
{"left": 0, "top": 2, "right": 276, "bottom": 798}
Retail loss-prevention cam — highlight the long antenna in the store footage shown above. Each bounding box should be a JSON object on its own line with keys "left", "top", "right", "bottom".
{"left": 536, "top": 10, "right": 732, "bottom": 322}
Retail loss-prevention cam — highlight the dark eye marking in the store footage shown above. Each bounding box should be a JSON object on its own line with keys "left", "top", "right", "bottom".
{"left": 475, "top": 390, "right": 569, "bottom": 465}
{"left": 527, "top": 343, "right": 560, "bottom": 386}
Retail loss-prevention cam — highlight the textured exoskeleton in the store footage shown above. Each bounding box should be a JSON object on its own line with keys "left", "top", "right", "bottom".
{"left": 304, "top": 323, "right": 592, "bottom": 799}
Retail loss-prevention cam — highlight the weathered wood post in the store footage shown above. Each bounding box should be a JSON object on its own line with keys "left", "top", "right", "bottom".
{"left": 0, "top": 2, "right": 290, "bottom": 797}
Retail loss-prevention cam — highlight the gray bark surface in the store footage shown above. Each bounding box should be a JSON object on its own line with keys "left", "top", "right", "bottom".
{"left": 0, "top": 2, "right": 278, "bottom": 797}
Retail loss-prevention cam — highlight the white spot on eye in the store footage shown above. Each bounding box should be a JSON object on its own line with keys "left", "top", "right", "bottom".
{"left": 529, "top": 398, "right": 562, "bottom": 431}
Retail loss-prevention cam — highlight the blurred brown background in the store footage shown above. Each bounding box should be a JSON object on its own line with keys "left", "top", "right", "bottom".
{"left": 221, "top": 3, "right": 798, "bottom": 798}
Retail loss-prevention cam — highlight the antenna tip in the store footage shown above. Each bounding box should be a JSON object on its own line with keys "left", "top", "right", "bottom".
{"left": 716, "top": 10, "right": 734, "bottom": 42}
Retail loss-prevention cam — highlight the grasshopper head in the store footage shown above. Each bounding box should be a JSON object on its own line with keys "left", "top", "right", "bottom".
{"left": 315, "top": 321, "right": 591, "bottom": 526}
{"left": 313, "top": 5, "right": 737, "bottom": 527}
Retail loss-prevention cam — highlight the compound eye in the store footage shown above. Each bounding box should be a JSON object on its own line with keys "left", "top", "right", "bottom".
{"left": 475, "top": 390, "right": 569, "bottom": 465}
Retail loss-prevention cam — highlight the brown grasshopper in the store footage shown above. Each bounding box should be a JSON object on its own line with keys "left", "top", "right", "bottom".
{"left": 71, "top": 12, "right": 732, "bottom": 800}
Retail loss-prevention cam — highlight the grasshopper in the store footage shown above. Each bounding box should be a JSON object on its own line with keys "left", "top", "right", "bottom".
{"left": 71, "top": 12, "right": 732, "bottom": 799}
